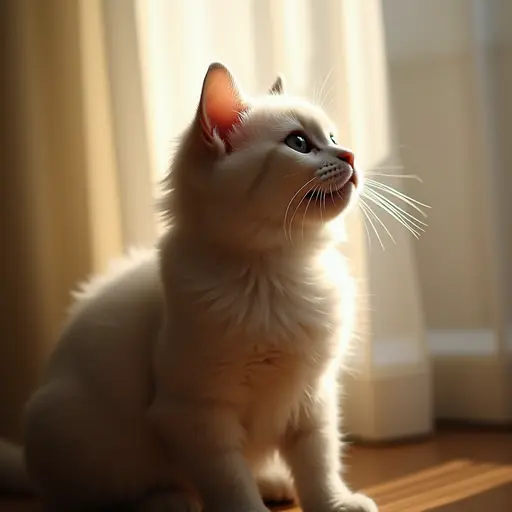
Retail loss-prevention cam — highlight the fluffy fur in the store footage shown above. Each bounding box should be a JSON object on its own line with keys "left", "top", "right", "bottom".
{"left": 1, "top": 64, "right": 377, "bottom": 511}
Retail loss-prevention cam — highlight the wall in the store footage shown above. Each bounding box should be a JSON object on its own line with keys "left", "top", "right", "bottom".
{"left": 382, "top": 0, "right": 512, "bottom": 422}
{"left": 382, "top": 0, "right": 492, "bottom": 333}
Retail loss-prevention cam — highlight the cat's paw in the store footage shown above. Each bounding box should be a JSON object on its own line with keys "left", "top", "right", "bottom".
{"left": 332, "top": 492, "right": 378, "bottom": 512}
{"left": 135, "top": 491, "right": 202, "bottom": 512}
{"left": 257, "top": 472, "right": 295, "bottom": 504}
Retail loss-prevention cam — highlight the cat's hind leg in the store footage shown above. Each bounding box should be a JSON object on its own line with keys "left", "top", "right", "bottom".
{"left": 24, "top": 380, "right": 171, "bottom": 509}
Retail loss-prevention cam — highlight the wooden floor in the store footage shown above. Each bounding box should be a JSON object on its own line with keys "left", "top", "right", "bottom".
{"left": 1, "top": 427, "right": 511, "bottom": 511}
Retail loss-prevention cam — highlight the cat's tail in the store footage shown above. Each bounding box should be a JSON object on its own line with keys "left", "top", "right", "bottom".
{"left": 0, "top": 439, "right": 33, "bottom": 494}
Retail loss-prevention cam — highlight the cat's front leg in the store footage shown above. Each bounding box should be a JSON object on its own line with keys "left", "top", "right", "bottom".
{"left": 280, "top": 391, "right": 377, "bottom": 512}
{"left": 149, "top": 397, "right": 268, "bottom": 512}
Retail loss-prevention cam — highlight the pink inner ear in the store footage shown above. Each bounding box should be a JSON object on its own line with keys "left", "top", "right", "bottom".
{"left": 201, "top": 65, "right": 247, "bottom": 141}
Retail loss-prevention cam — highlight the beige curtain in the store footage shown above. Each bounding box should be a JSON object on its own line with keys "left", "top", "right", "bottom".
{"left": 0, "top": 0, "right": 123, "bottom": 440}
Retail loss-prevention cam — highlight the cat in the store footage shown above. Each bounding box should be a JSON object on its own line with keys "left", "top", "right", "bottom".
{"left": 0, "top": 63, "right": 377, "bottom": 512}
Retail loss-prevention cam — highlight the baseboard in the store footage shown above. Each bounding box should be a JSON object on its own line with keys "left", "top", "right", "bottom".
{"left": 340, "top": 328, "right": 511, "bottom": 441}
{"left": 432, "top": 354, "right": 511, "bottom": 424}
{"left": 429, "top": 329, "right": 512, "bottom": 424}
{"left": 341, "top": 364, "right": 433, "bottom": 442}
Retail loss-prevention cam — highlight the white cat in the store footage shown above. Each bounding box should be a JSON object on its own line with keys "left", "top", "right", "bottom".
{"left": 1, "top": 63, "right": 377, "bottom": 512}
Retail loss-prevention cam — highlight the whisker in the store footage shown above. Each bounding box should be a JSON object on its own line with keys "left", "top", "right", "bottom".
{"left": 301, "top": 185, "right": 318, "bottom": 242}
{"left": 366, "top": 192, "right": 423, "bottom": 238}
{"left": 283, "top": 177, "right": 316, "bottom": 244}
{"left": 284, "top": 171, "right": 306, "bottom": 179}
{"left": 288, "top": 181, "right": 317, "bottom": 244}
{"left": 358, "top": 202, "right": 373, "bottom": 247}
{"left": 359, "top": 200, "right": 386, "bottom": 249}
{"left": 322, "top": 96, "right": 337, "bottom": 116}
{"left": 360, "top": 198, "right": 396, "bottom": 246}
{"left": 289, "top": 192, "right": 314, "bottom": 244}
{"left": 316, "top": 67, "right": 335, "bottom": 107}
{"left": 319, "top": 188, "right": 325, "bottom": 225}
{"left": 365, "top": 178, "right": 429, "bottom": 207}
{"left": 330, "top": 183, "right": 337, "bottom": 206}
{"left": 322, "top": 186, "right": 329, "bottom": 222}
{"left": 364, "top": 190, "right": 421, "bottom": 239}
{"left": 366, "top": 164, "right": 405, "bottom": 172}
{"left": 365, "top": 188, "right": 427, "bottom": 229}
{"left": 366, "top": 195, "right": 422, "bottom": 239}
{"left": 365, "top": 173, "right": 423, "bottom": 183}
{"left": 320, "top": 83, "right": 337, "bottom": 111}
{"left": 365, "top": 179, "right": 430, "bottom": 214}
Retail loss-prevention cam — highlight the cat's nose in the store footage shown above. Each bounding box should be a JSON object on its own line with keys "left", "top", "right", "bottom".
{"left": 337, "top": 149, "right": 355, "bottom": 168}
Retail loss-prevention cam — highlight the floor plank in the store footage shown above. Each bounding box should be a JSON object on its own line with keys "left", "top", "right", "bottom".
{"left": 1, "top": 427, "right": 511, "bottom": 511}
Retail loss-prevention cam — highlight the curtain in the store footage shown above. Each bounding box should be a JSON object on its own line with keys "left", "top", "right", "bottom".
{"left": 1, "top": 0, "right": 510, "bottom": 443}
{"left": 0, "top": 0, "right": 124, "bottom": 440}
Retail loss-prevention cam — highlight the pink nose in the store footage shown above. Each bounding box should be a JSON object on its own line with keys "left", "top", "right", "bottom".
{"left": 337, "top": 149, "right": 355, "bottom": 168}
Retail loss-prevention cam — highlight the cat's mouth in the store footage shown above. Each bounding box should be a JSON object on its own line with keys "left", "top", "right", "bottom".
{"left": 305, "top": 189, "right": 339, "bottom": 201}
{"left": 304, "top": 172, "right": 357, "bottom": 202}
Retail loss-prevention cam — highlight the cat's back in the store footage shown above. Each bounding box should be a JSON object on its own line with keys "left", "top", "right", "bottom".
{"left": 43, "top": 248, "right": 164, "bottom": 409}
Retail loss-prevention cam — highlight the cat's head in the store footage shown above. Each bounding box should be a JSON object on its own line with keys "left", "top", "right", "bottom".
{"left": 163, "top": 63, "right": 361, "bottom": 251}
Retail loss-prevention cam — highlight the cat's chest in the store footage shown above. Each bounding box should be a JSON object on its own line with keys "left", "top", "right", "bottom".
{"left": 238, "top": 347, "right": 313, "bottom": 451}
{"left": 203, "top": 268, "right": 341, "bottom": 403}
{"left": 167, "top": 250, "right": 353, "bottom": 401}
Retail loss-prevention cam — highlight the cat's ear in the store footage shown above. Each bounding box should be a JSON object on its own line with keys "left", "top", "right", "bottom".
{"left": 198, "top": 63, "right": 248, "bottom": 149}
{"left": 269, "top": 75, "right": 285, "bottom": 95}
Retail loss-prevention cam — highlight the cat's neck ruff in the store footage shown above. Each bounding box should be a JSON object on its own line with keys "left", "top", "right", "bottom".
{"left": 162, "top": 222, "right": 337, "bottom": 273}
{"left": 159, "top": 223, "right": 347, "bottom": 345}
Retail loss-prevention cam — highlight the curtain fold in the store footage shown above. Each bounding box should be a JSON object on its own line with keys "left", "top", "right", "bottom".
{"left": 0, "top": 0, "right": 123, "bottom": 440}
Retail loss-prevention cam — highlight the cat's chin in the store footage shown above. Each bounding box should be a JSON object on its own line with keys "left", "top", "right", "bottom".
{"left": 301, "top": 181, "right": 356, "bottom": 221}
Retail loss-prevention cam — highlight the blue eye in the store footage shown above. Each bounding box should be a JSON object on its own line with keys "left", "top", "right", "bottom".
{"left": 329, "top": 133, "right": 337, "bottom": 144}
{"left": 284, "top": 132, "right": 312, "bottom": 154}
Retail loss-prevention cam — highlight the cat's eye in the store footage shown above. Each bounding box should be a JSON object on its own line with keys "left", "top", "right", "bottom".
{"left": 284, "top": 132, "right": 312, "bottom": 154}
{"left": 329, "top": 133, "right": 337, "bottom": 144}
